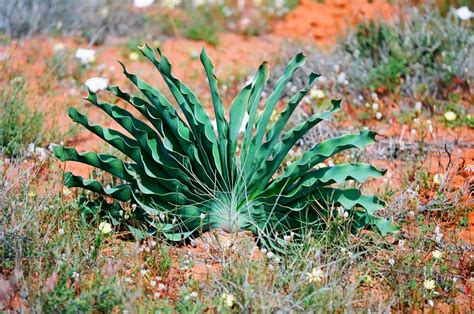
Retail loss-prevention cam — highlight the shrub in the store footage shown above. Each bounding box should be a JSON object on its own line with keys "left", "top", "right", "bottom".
{"left": 1, "top": 77, "right": 44, "bottom": 156}
{"left": 54, "top": 46, "right": 396, "bottom": 250}
{"left": 344, "top": 7, "right": 474, "bottom": 97}
{"left": 269, "top": 6, "right": 473, "bottom": 109}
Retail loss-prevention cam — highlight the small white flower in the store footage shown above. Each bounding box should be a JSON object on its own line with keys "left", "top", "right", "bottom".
{"left": 388, "top": 258, "right": 395, "bottom": 266}
{"left": 371, "top": 92, "right": 378, "bottom": 100}
{"left": 153, "top": 292, "right": 160, "bottom": 299}
{"left": 306, "top": 268, "right": 324, "bottom": 283}
{"left": 283, "top": 234, "right": 292, "bottom": 242}
{"left": 71, "top": 271, "right": 80, "bottom": 280}
{"left": 310, "top": 88, "right": 325, "bottom": 99}
{"left": 129, "top": 52, "right": 140, "bottom": 61}
{"left": 433, "top": 173, "right": 444, "bottom": 185}
{"left": 98, "top": 222, "right": 112, "bottom": 234}
{"left": 53, "top": 43, "right": 65, "bottom": 53}
{"left": 189, "top": 291, "right": 198, "bottom": 298}
{"left": 337, "top": 72, "right": 347, "bottom": 84}
{"left": 150, "top": 280, "right": 157, "bottom": 287}
{"left": 415, "top": 101, "right": 422, "bottom": 112}
{"left": 85, "top": 77, "right": 108, "bottom": 93}
{"left": 132, "top": 204, "right": 137, "bottom": 211}
{"left": 240, "top": 17, "right": 251, "bottom": 27}
{"left": 432, "top": 250, "right": 443, "bottom": 259}
{"left": 372, "top": 102, "right": 379, "bottom": 111}
{"left": 134, "top": 0, "right": 154, "bottom": 8}
{"left": 58, "top": 228, "right": 65, "bottom": 235}
{"left": 444, "top": 111, "right": 457, "bottom": 122}
{"left": 150, "top": 240, "right": 157, "bottom": 247}
{"left": 375, "top": 112, "right": 383, "bottom": 120}
{"left": 261, "top": 248, "right": 267, "bottom": 254}
{"left": 453, "top": 6, "right": 473, "bottom": 20}
{"left": 337, "top": 207, "right": 346, "bottom": 218}
{"left": 159, "top": 212, "right": 166, "bottom": 220}
{"left": 266, "top": 251, "right": 274, "bottom": 259}
{"left": 410, "top": 129, "right": 417, "bottom": 136}
{"left": 424, "top": 279, "right": 436, "bottom": 290}
{"left": 161, "top": 0, "right": 180, "bottom": 8}
{"left": 221, "top": 293, "right": 235, "bottom": 307}
{"left": 75, "top": 48, "right": 96, "bottom": 64}
{"left": 140, "top": 269, "right": 147, "bottom": 276}
{"left": 158, "top": 283, "right": 166, "bottom": 290}
{"left": 428, "top": 299, "right": 434, "bottom": 307}
{"left": 27, "top": 143, "right": 35, "bottom": 154}
{"left": 200, "top": 213, "right": 206, "bottom": 220}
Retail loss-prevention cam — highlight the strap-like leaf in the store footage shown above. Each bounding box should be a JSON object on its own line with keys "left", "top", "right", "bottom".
{"left": 139, "top": 45, "right": 224, "bottom": 181}
{"left": 264, "top": 129, "right": 377, "bottom": 195}
{"left": 258, "top": 72, "right": 320, "bottom": 162}
{"left": 283, "top": 163, "right": 386, "bottom": 195}
{"left": 84, "top": 94, "right": 193, "bottom": 184}
{"left": 53, "top": 146, "right": 133, "bottom": 181}
{"left": 63, "top": 172, "right": 132, "bottom": 201}
{"left": 252, "top": 53, "right": 306, "bottom": 151}
{"left": 240, "top": 62, "right": 268, "bottom": 165}
{"left": 249, "top": 100, "right": 342, "bottom": 192}
{"left": 200, "top": 48, "right": 231, "bottom": 182}
{"left": 228, "top": 83, "right": 252, "bottom": 179}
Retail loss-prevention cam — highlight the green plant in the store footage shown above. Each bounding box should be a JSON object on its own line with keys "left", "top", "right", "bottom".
{"left": 54, "top": 46, "right": 396, "bottom": 251}
{"left": 1, "top": 77, "right": 45, "bottom": 156}
{"left": 184, "top": 10, "right": 221, "bottom": 46}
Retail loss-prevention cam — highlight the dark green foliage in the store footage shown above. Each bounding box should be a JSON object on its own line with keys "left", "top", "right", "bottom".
{"left": 54, "top": 46, "right": 397, "bottom": 251}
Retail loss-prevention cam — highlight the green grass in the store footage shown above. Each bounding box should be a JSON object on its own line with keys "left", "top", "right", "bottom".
{"left": 1, "top": 78, "right": 45, "bottom": 156}
{"left": 1, "top": 136, "right": 470, "bottom": 312}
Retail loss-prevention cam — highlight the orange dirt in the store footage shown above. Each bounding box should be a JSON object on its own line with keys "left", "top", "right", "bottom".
{"left": 2, "top": 0, "right": 473, "bottom": 306}
{"left": 273, "top": 0, "right": 397, "bottom": 45}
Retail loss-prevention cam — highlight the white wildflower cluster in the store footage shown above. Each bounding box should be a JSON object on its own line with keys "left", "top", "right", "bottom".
{"left": 98, "top": 221, "right": 113, "bottom": 234}
{"left": 134, "top": 0, "right": 154, "bottom": 8}
{"left": 85, "top": 77, "right": 108, "bottom": 93}
{"left": 434, "top": 226, "right": 443, "bottom": 243}
{"left": 453, "top": 6, "right": 473, "bottom": 20}
{"left": 433, "top": 173, "right": 444, "bottom": 185}
{"left": 444, "top": 111, "right": 457, "bottom": 122}
{"left": 423, "top": 278, "right": 436, "bottom": 290}
{"left": 306, "top": 267, "right": 324, "bottom": 284}
{"left": 53, "top": 42, "right": 66, "bottom": 54}
{"left": 221, "top": 293, "right": 235, "bottom": 307}
{"left": 75, "top": 48, "right": 96, "bottom": 65}
{"left": 27, "top": 143, "right": 49, "bottom": 162}
{"left": 337, "top": 206, "right": 349, "bottom": 219}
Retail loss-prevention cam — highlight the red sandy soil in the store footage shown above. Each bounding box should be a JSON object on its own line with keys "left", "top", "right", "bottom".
{"left": 273, "top": 0, "right": 396, "bottom": 45}
{"left": 1, "top": 0, "right": 473, "bottom": 308}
